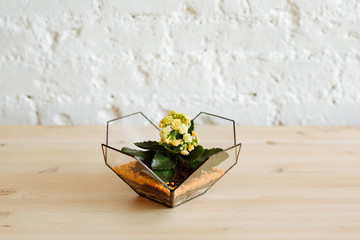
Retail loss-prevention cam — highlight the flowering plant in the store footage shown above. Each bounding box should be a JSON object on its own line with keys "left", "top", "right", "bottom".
{"left": 159, "top": 111, "right": 199, "bottom": 156}
{"left": 121, "top": 111, "right": 223, "bottom": 183}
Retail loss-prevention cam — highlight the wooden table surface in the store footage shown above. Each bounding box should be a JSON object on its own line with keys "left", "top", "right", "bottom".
{"left": 1, "top": 126, "right": 360, "bottom": 239}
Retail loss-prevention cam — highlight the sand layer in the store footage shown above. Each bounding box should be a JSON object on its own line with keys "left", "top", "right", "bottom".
{"left": 113, "top": 161, "right": 224, "bottom": 207}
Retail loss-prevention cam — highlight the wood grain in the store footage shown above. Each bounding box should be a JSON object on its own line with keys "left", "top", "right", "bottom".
{"left": 0, "top": 126, "right": 360, "bottom": 239}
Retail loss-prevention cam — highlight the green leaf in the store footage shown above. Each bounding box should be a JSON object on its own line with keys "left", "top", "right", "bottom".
{"left": 184, "top": 161, "right": 199, "bottom": 169}
{"left": 151, "top": 151, "right": 177, "bottom": 170}
{"left": 168, "top": 130, "right": 179, "bottom": 140}
{"left": 184, "top": 147, "right": 223, "bottom": 169}
{"left": 120, "top": 147, "right": 154, "bottom": 164}
{"left": 188, "top": 120, "right": 194, "bottom": 133}
{"left": 180, "top": 145, "right": 204, "bottom": 162}
{"left": 163, "top": 143, "right": 181, "bottom": 155}
{"left": 153, "top": 169, "right": 175, "bottom": 182}
{"left": 198, "top": 148, "right": 223, "bottom": 163}
{"left": 134, "top": 141, "right": 160, "bottom": 150}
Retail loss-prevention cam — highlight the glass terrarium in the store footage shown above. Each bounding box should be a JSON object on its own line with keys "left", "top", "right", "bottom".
{"left": 101, "top": 112, "right": 242, "bottom": 208}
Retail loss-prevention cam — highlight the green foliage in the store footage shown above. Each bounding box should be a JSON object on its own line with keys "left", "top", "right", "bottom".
{"left": 153, "top": 169, "right": 176, "bottom": 183}
{"left": 134, "top": 141, "right": 161, "bottom": 150}
{"left": 163, "top": 143, "right": 181, "bottom": 155}
{"left": 168, "top": 130, "right": 179, "bottom": 140}
{"left": 151, "top": 151, "right": 177, "bottom": 170}
{"left": 197, "top": 148, "right": 223, "bottom": 163}
{"left": 121, "top": 143, "right": 224, "bottom": 182}
{"left": 180, "top": 145, "right": 204, "bottom": 162}
{"left": 120, "top": 147, "right": 154, "bottom": 164}
{"left": 183, "top": 147, "right": 223, "bottom": 169}
{"left": 188, "top": 120, "right": 194, "bottom": 133}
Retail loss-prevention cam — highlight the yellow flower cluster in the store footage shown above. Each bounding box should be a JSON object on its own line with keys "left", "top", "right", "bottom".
{"left": 159, "top": 111, "right": 200, "bottom": 155}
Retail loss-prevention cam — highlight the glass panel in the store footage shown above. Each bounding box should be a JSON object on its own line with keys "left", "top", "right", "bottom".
{"left": 192, "top": 112, "right": 235, "bottom": 149}
{"left": 172, "top": 143, "right": 241, "bottom": 207}
{"left": 107, "top": 112, "right": 159, "bottom": 151}
{"left": 102, "top": 145, "right": 172, "bottom": 207}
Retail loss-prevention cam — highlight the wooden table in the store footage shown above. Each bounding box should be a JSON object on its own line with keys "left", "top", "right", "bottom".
{"left": 1, "top": 126, "right": 360, "bottom": 239}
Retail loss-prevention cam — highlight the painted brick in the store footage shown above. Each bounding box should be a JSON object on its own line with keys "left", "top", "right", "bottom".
{"left": 0, "top": 0, "right": 359, "bottom": 126}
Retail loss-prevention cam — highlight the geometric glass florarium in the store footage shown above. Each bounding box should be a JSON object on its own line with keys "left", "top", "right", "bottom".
{"left": 101, "top": 112, "right": 242, "bottom": 208}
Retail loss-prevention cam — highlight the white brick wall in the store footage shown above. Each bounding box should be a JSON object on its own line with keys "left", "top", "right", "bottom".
{"left": 0, "top": 0, "right": 359, "bottom": 125}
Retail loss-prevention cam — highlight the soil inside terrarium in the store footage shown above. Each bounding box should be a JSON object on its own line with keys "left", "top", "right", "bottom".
{"left": 172, "top": 160, "right": 198, "bottom": 186}
{"left": 113, "top": 160, "right": 224, "bottom": 206}
{"left": 137, "top": 155, "right": 209, "bottom": 187}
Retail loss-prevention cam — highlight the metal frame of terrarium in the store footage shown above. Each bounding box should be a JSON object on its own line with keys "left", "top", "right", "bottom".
{"left": 101, "top": 112, "right": 242, "bottom": 208}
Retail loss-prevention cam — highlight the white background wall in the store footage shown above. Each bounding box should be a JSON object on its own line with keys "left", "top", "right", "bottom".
{"left": 0, "top": 0, "right": 359, "bottom": 126}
